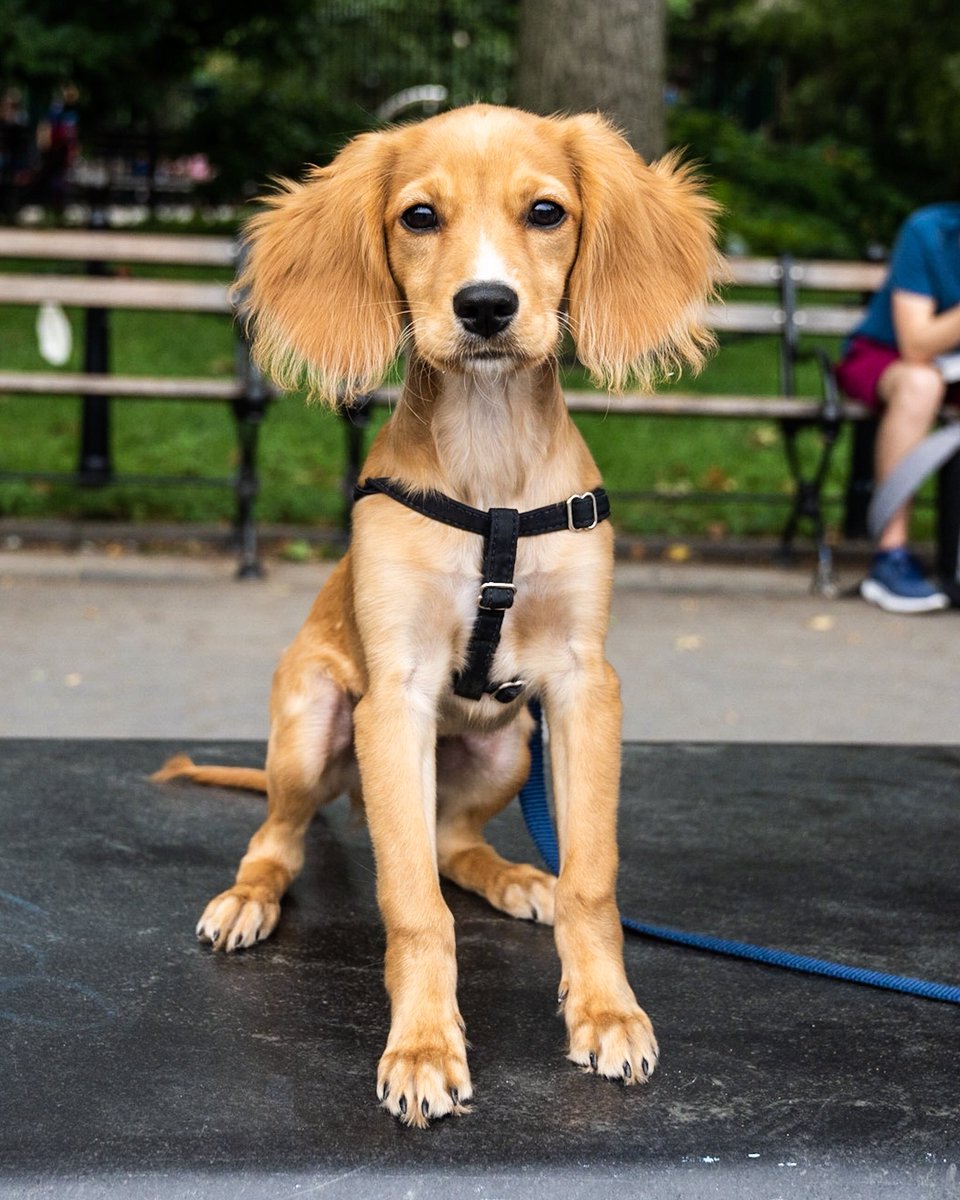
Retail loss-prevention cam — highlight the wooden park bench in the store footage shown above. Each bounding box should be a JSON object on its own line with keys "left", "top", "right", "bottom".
{"left": 0, "top": 227, "right": 271, "bottom": 577}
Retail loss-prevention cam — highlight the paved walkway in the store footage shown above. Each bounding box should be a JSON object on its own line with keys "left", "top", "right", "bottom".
{"left": 1, "top": 548, "right": 956, "bottom": 743}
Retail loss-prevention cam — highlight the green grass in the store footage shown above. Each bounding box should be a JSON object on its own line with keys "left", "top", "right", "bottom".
{"left": 0, "top": 293, "right": 929, "bottom": 540}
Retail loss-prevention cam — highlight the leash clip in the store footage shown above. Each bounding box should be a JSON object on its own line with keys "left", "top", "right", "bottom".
{"left": 566, "top": 491, "right": 599, "bottom": 531}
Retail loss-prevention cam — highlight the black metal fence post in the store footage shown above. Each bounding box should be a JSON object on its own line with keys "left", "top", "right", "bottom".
{"left": 232, "top": 339, "right": 270, "bottom": 580}
{"left": 77, "top": 204, "right": 113, "bottom": 485}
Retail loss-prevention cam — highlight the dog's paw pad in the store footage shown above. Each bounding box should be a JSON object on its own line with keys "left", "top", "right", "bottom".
{"left": 196, "top": 887, "right": 280, "bottom": 952}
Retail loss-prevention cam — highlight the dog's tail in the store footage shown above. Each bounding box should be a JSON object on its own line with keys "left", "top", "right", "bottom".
{"left": 151, "top": 754, "right": 268, "bottom": 795}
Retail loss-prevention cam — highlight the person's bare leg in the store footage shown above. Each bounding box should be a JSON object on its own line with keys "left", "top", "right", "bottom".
{"left": 874, "top": 361, "right": 944, "bottom": 548}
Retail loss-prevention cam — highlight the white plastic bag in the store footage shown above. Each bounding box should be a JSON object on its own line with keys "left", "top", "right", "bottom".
{"left": 36, "top": 301, "right": 72, "bottom": 366}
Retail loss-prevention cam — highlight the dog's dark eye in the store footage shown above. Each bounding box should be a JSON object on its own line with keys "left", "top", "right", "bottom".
{"left": 400, "top": 204, "right": 440, "bottom": 232}
{"left": 528, "top": 200, "right": 566, "bottom": 228}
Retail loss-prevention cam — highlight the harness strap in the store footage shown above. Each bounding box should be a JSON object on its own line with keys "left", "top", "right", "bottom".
{"left": 353, "top": 477, "right": 610, "bottom": 701}
{"left": 454, "top": 506, "right": 520, "bottom": 700}
{"left": 354, "top": 477, "right": 609, "bottom": 537}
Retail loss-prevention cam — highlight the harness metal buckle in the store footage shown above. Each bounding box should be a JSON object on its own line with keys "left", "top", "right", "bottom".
{"left": 478, "top": 581, "right": 517, "bottom": 609}
{"left": 566, "top": 491, "right": 599, "bottom": 531}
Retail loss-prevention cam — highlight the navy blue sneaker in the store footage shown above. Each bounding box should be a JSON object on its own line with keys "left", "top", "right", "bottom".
{"left": 860, "top": 548, "right": 949, "bottom": 614}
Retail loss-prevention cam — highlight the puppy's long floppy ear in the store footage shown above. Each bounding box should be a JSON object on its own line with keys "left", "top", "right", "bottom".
{"left": 236, "top": 131, "right": 401, "bottom": 406}
{"left": 563, "top": 113, "right": 722, "bottom": 393}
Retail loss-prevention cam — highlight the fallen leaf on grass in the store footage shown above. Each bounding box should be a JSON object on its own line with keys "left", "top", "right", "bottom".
{"left": 701, "top": 465, "right": 736, "bottom": 492}
{"left": 749, "top": 424, "right": 779, "bottom": 448}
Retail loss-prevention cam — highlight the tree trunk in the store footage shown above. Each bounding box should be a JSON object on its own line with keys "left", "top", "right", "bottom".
{"left": 513, "top": 0, "right": 665, "bottom": 161}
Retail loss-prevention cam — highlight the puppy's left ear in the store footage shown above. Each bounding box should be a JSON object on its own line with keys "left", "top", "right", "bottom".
{"left": 563, "top": 113, "right": 722, "bottom": 392}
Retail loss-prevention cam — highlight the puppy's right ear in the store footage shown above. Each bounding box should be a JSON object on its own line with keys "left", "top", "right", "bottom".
{"left": 235, "top": 131, "right": 401, "bottom": 407}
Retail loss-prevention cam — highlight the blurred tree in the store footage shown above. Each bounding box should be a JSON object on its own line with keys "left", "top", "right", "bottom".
{"left": 514, "top": 0, "right": 665, "bottom": 160}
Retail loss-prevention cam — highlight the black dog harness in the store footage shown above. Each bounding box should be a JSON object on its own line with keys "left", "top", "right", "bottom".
{"left": 353, "top": 477, "right": 611, "bottom": 703}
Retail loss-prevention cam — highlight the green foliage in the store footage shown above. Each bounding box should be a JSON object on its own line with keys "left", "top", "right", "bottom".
{"left": 669, "top": 107, "right": 908, "bottom": 257}
{"left": 738, "top": 0, "right": 960, "bottom": 202}
{"left": 668, "top": 0, "right": 960, "bottom": 252}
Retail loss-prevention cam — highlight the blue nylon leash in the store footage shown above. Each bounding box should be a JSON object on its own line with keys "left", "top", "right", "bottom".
{"left": 518, "top": 701, "right": 960, "bottom": 1005}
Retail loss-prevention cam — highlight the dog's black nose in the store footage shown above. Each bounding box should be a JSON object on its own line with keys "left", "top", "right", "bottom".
{"left": 453, "top": 283, "right": 519, "bottom": 339}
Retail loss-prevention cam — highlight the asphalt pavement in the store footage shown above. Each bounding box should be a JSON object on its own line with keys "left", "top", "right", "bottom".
{"left": 2, "top": 547, "right": 956, "bottom": 744}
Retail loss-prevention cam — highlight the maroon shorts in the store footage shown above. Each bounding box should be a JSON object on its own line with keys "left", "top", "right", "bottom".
{"left": 836, "top": 335, "right": 960, "bottom": 409}
{"left": 834, "top": 336, "right": 899, "bottom": 410}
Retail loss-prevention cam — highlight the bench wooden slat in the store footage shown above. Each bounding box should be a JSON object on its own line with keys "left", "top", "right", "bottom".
{"left": 0, "top": 369, "right": 244, "bottom": 400}
{"left": 0, "top": 273, "right": 232, "bottom": 313}
{"left": 706, "top": 300, "right": 785, "bottom": 333}
{"left": 790, "top": 260, "right": 886, "bottom": 291}
{"left": 0, "top": 228, "right": 236, "bottom": 267}
{"left": 564, "top": 390, "right": 873, "bottom": 420}
{"left": 722, "top": 257, "right": 783, "bottom": 287}
{"left": 794, "top": 305, "right": 866, "bottom": 336}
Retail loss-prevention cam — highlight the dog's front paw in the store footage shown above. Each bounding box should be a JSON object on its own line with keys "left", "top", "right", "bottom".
{"left": 377, "top": 1019, "right": 473, "bottom": 1127}
{"left": 196, "top": 886, "right": 280, "bottom": 952}
{"left": 559, "top": 983, "right": 659, "bottom": 1085}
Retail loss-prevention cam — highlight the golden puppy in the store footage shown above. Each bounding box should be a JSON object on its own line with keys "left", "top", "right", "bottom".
{"left": 156, "top": 104, "right": 719, "bottom": 1127}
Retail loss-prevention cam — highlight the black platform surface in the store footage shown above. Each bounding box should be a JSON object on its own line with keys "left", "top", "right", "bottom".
{"left": 1, "top": 740, "right": 958, "bottom": 1199}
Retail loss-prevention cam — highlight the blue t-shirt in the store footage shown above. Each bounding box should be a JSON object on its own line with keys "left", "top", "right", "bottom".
{"left": 854, "top": 203, "right": 960, "bottom": 350}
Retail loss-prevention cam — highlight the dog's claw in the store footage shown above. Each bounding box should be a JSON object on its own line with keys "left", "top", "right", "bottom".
{"left": 421, "top": 1098, "right": 430, "bottom": 1120}
{"left": 398, "top": 1095, "right": 407, "bottom": 1117}
{"left": 623, "top": 1060, "right": 632, "bottom": 1080}
{"left": 588, "top": 1051, "right": 597, "bottom": 1071}
{"left": 642, "top": 1057, "right": 650, "bottom": 1078}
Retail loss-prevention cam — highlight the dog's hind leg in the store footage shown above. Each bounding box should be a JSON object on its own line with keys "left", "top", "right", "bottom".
{"left": 436, "top": 710, "right": 556, "bottom": 925}
{"left": 196, "top": 652, "right": 356, "bottom": 953}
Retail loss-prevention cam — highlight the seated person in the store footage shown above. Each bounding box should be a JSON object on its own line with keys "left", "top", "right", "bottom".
{"left": 836, "top": 202, "right": 960, "bottom": 613}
